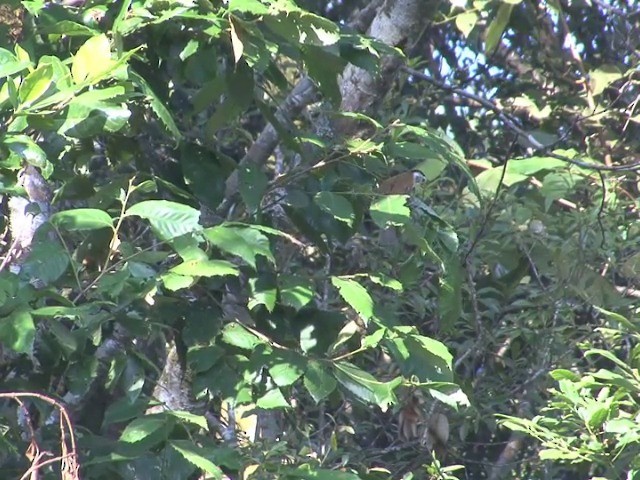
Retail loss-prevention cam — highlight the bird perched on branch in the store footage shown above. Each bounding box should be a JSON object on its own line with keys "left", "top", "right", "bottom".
{"left": 377, "top": 170, "right": 426, "bottom": 195}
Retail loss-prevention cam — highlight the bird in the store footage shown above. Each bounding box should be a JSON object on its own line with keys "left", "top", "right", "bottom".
{"left": 377, "top": 170, "right": 426, "bottom": 195}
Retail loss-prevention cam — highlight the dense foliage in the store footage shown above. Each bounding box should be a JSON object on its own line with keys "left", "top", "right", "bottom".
{"left": 1, "top": 0, "right": 640, "bottom": 479}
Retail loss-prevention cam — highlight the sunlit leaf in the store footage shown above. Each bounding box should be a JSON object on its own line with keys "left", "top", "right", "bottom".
{"left": 455, "top": 11, "right": 478, "bottom": 37}
{"left": 485, "top": 4, "right": 513, "bottom": 54}
{"left": 331, "top": 277, "right": 373, "bottom": 323}
{"left": 256, "top": 388, "right": 290, "bottom": 408}
{"left": 170, "top": 259, "right": 239, "bottom": 278}
{"left": 71, "top": 34, "right": 114, "bottom": 84}
{"left": 370, "top": 195, "right": 410, "bottom": 227}
{"left": 170, "top": 441, "right": 223, "bottom": 479}
{"left": 50, "top": 208, "right": 113, "bottom": 231}
{"left": 204, "top": 225, "right": 274, "bottom": 268}
{"left": 333, "top": 361, "right": 399, "bottom": 410}
{"left": 120, "top": 415, "right": 167, "bottom": 443}
{"left": 221, "top": 323, "right": 262, "bottom": 350}
{"left": 0, "top": 310, "right": 35, "bottom": 354}
{"left": 19, "top": 64, "right": 53, "bottom": 107}
{"left": 126, "top": 200, "right": 201, "bottom": 240}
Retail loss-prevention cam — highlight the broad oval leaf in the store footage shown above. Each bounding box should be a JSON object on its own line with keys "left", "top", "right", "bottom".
{"left": 455, "top": 11, "right": 478, "bottom": 37}
{"left": 50, "top": 208, "right": 113, "bottom": 231}
{"left": 221, "top": 323, "right": 262, "bottom": 350}
{"left": 0, "top": 310, "right": 35, "bottom": 354}
{"left": 280, "top": 275, "right": 315, "bottom": 310}
{"left": 19, "top": 64, "right": 53, "bottom": 107}
{"left": 170, "top": 441, "right": 223, "bottom": 479}
{"left": 72, "top": 34, "right": 114, "bottom": 84}
{"left": 314, "top": 192, "right": 354, "bottom": 226}
{"left": 4, "top": 135, "right": 47, "bottom": 168}
{"left": 387, "top": 329, "right": 453, "bottom": 383}
{"left": 126, "top": 200, "right": 201, "bottom": 240}
{"left": 267, "top": 348, "right": 306, "bottom": 387}
{"left": 170, "top": 259, "right": 239, "bottom": 278}
{"left": 304, "top": 360, "right": 337, "bottom": 403}
{"left": 256, "top": 388, "right": 290, "bottom": 409}
{"left": 333, "top": 361, "right": 399, "bottom": 411}
{"left": 204, "top": 225, "right": 274, "bottom": 268}
{"left": 331, "top": 277, "right": 373, "bottom": 323}
{"left": 0, "top": 48, "right": 31, "bottom": 78}
{"left": 370, "top": 195, "right": 410, "bottom": 228}
{"left": 120, "top": 415, "right": 167, "bottom": 443}
{"left": 228, "top": 0, "right": 270, "bottom": 14}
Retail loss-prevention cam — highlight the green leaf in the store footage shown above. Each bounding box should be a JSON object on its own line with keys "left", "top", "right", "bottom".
{"left": 361, "top": 327, "right": 385, "bottom": 349}
{"left": 161, "top": 272, "right": 195, "bottom": 291}
{"left": 584, "top": 348, "right": 633, "bottom": 373}
{"left": 540, "top": 172, "right": 576, "bottom": 210}
{"left": 314, "top": 192, "right": 354, "bottom": 226}
{"left": 20, "top": 240, "right": 69, "bottom": 285}
{"left": 297, "top": 12, "right": 341, "bottom": 46}
{"left": 475, "top": 167, "right": 528, "bottom": 195}
{"left": 39, "top": 55, "right": 74, "bottom": 90}
{"left": 455, "top": 11, "right": 478, "bottom": 37}
{"left": 304, "top": 360, "right": 337, "bottom": 403}
{"left": 539, "top": 449, "right": 583, "bottom": 461}
{"left": 485, "top": 4, "right": 513, "bottom": 54}
{"left": 280, "top": 465, "right": 361, "bottom": 480}
{"left": 386, "top": 141, "right": 434, "bottom": 160}
{"left": 507, "top": 157, "right": 566, "bottom": 175}
{"left": 41, "top": 20, "right": 100, "bottom": 37}
{"left": 130, "top": 71, "right": 181, "bottom": 140}
{"left": 4, "top": 134, "right": 48, "bottom": 168}
{"left": 238, "top": 164, "right": 268, "bottom": 212}
{"left": 204, "top": 225, "right": 274, "bottom": 268}
{"left": 331, "top": 277, "right": 373, "bottom": 323}
{"left": 50, "top": 208, "right": 113, "bottom": 231}
{"left": 228, "top": 0, "right": 270, "bottom": 14}
{"left": 170, "top": 259, "right": 239, "bottom": 277}
{"left": 188, "top": 345, "right": 225, "bottom": 373}
{"left": 0, "top": 48, "right": 31, "bottom": 78}
{"left": 267, "top": 348, "right": 306, "bottom": 387}
{"left": 126, "top": 200, "right": 201, "bottom": 241}
{"left": 165, "top": 411, "right": 209, "bottom": 430}
{"left": 387, "top": 328, "right": 453, "bottom": 383}
{"left": 170, "top": 441, "right": 223, "bottom": 479}
{"left": 0, "top": 310, "right": 35, "bottom": 354}
{"left": 18, "top": 64, "right": 53, "bottom": 107}
{"left": 303, "top": 45, "right": 343, "bottom": 105}
{"left": 438, "top": 256, "right": 462, "bottom": 332}
{"left": 369, "top": 274, "right": 402, "bottom": 291}
{"left": 48, "top": 321, "right": 78, "bottom": 356}
{"left": 594, "top": 306, "right": 640, "bottom": 334}
{"left": 57, "top": 88, "right": 131, "bottom": 137}
{"left": 221, "top": 323, "right": 262, "bottom": 350}
{"left": 280, "top": 275, "right": 315, "bottom": 310}
{"left": 256, "top": 388, "right": 290, "bottom": 409}
{"left": 550, "top": 369, "right": 581, "bottom": 382}
{"left": 248, "top": 277, "right": 277, "bottom": 312}
{"left": 103, "top": 398, "right": 150, "bottom": 426}
{"left": 589, "top": 64, "right": 622, "bottom": 96}
{"left": 120, "top": 415, "right": 167, "bottom": 443}
{"left": 370, "top": 195, "right": 410, "bottom": 227}
{"left": 333, "top": 361, "right": 399, "bottom": 410}
{"left": 71, "top": 34, "right": 114, "bottom": 84}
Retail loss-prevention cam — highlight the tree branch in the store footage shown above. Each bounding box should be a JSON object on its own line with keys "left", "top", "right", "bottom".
{"left": 404, "top": 66, "right": 640, "bottom": 172}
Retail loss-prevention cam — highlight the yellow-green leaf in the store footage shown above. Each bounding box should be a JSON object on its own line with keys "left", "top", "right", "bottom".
{"left": 71, "top": 34, "right": 114, "bottom": 84}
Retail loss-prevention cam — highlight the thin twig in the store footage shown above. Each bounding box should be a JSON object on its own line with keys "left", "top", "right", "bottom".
{"left": 404, "top": 67, "right": 640, "bottom": 172}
